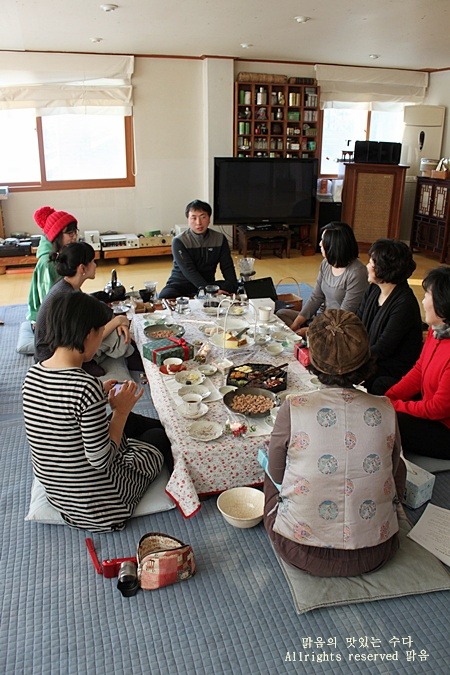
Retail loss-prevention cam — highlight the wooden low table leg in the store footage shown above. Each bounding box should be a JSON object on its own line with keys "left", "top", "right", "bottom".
{"left": 0, "top": 265, "right": 6, "bottom": 275}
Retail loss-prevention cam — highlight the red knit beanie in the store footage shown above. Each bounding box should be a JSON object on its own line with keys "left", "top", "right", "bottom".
{"left": 33, "top": 206, "right": 77, "bottom": 243}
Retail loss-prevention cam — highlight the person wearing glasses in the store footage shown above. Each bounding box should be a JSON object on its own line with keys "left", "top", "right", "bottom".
{"left": 27, "top": 205, "right": 79, "bottom": 323}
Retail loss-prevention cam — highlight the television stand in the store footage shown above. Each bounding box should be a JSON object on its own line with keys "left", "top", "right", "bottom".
{"left": 236, "top": 225, "right": 291, "bottom": 258}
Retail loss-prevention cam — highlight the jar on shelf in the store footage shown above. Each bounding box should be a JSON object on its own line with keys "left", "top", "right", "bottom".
{"left": 276, "top": 109, "right": 283, "bottom": 120}
{"left": 244, "top": 90, "right": 251, "bottom": 105}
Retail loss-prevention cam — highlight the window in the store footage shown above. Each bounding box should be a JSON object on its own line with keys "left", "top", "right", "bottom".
{"left": 320, "top": 109, "right": 404, "bottom": 175}
{"left": 0, "top": 110, "right": 134, "bottom": 190}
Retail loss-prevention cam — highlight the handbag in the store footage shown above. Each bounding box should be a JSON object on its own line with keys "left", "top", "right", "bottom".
{"left": 137, "top": 532, "right": 196, "bottom": 590}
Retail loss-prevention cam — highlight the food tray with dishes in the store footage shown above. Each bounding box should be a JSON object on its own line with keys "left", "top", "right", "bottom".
{"left": 226, "top": 363, "right": 288, "bottom": 393}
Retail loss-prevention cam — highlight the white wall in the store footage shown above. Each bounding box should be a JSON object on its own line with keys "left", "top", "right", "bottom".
{"left": 426, "top": 70, "right": 450, "bottom": 158}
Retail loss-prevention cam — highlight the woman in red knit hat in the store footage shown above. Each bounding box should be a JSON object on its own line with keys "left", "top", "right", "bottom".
{"left": 26, "top": 206, "right": 78, "bottom": 323}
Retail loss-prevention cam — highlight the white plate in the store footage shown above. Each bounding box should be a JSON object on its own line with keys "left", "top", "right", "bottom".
{"left": 210, "top": 333, "right": 255, "bottom": 350}
{"left": 178, "top": 384, "right": 211, "bottom": 399}
{"left": 174, "top": 369, "right": 206, "bottom": 385}
{"left": 215, "top": 317, "right": 248, "bottom": 331}
{"left": 188, "top": 420, "right": 223, "bottom": 441}
{"left": 198, "top": 363, "right": 218, "bottom": 376}
{"left": 177, "top": 402, "right": 208, "bottom": 419}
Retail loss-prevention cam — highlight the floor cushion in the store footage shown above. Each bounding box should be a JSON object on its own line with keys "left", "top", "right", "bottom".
{"left": 25, "top": 466, "right": 175, "bottom": 525}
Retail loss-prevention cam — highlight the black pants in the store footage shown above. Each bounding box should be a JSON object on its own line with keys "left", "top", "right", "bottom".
{"left": 396, "top": 412, "right": 450, "bottom": 459}
{"left": 120, "top": 412, "right": 173, "bottom": 472}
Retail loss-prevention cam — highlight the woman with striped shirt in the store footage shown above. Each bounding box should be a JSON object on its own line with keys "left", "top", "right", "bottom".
{"left": 23, "top": 292, "right": 170, "bottom": 531}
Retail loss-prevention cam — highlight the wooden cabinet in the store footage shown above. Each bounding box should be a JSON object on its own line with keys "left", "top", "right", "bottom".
{"left": 341, "top": 163, "right": 408, "bottom": 251}
{"left": 234, "top": 81, "right": 320, "bottom": 160}
{"left": 410, "top": 177, "right": 450, "bottom": 262}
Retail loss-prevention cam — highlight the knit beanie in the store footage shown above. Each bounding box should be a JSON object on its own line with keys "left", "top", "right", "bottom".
{"left": 34, "top": 206, "right": 77, "bottom": 243}
{"left": 308, "top": 309, "right": 370, "bottom": 375}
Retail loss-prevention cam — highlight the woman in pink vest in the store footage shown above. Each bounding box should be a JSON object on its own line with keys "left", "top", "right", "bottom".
{"left": 264, "top": 309, "right": 406, "bottom": 577}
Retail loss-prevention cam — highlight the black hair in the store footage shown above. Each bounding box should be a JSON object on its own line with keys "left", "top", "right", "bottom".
{"left": 368, "top": 239, "right": 416, "bottom": 284}
{"left": 422, "top": 266, "right": 450, "bottom": 324}
{"left": 44, "top": 292, "right": 113, "bottom": 355}
{"left": 50, "top": 242, "right": 95, "bottom": 276}
{"left": 185, "top": 200, "right": 212, "bottom": 218}
{"left": 52, "top": 220, "right": 78, "bottom": 252}
{"left": 320, "top": 222, "right": 359, "bottom": 267}
{"left": 307, "top": 356, "right": 377, "bottom": 388}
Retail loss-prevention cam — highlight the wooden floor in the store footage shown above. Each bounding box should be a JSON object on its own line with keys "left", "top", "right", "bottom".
{"left": 0, "top": 247, "right": 441, "bottom": 319}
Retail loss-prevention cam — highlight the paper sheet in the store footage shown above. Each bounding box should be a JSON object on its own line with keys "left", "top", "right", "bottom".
{"left": 407, "top": 504, "right": 450, "bottom": 566}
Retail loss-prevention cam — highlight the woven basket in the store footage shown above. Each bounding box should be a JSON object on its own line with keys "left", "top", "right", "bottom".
{"left": 237, "top": 72, "right": 287, "bottom": 84}
{"left": 276, "top": 277, "right": 302, "bottom": 312}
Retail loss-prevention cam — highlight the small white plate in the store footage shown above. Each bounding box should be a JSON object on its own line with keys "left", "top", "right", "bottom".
{"left": 188, "top": 420, "right": 223, "bottom": 441}
{"left": 210, "top": 333, "right": 255, "bottom": 350}
{"left": 177, "top": 402, "right": 208, "bottom": 419}
{"left": 174, "top": 369, "right": 206, "bottom": 386}
{"left": 178, "top": 384, "right": 211, "bottom": 399}
{"left": 198, "top": 363, "right": 218, "bottom": 376}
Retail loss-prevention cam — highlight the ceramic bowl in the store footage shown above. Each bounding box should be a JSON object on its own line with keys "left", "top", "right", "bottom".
{"left": 266, "top": 341, "right": 284, "bottom": 355}
{"left": 218, "top": 385, "right": 238, "bottom": 397}
{"left": 217, "top": 487, "right": 265, "bottom": 529}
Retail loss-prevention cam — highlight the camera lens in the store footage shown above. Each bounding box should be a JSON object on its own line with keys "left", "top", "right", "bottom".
{"left": 117, "top": 561, "right": 139, "bottom": 597}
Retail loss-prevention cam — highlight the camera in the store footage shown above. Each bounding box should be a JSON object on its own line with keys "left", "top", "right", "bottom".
{"left": 102, "top": 557, "right": 137, "bottom": 578}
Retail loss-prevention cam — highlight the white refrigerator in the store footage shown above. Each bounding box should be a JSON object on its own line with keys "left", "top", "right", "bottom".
{"left": 399, "top": 105, "right": 446, "bottom": 239}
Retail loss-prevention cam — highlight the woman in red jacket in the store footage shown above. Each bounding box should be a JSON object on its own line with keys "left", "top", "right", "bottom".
{"left": 385, "top": 266, "right": 450, "bottom": 459}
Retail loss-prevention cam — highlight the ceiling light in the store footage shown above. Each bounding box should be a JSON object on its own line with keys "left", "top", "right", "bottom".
{"left": 240, "top": 43, "right": 253, "bottom": 49}
{"left": 100, "top": 4, "right": 118, "bottom": 11}
{"left": 295, "top": 16, "right": 311, "bottom": 23}
{"left": 369, "top": 54, "right": 380, "bottom": 59}
{"left": 90, "top": 37, "right": 103, "bottom": 43}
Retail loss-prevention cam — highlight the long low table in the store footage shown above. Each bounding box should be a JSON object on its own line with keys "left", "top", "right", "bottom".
{"left": 133, "top": 301, "right": 316, "bottom": 517}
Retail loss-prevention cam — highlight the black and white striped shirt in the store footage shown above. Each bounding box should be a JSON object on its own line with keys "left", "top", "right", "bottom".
{"left": 23, "top": 364, "right": 163, "bottom": 531}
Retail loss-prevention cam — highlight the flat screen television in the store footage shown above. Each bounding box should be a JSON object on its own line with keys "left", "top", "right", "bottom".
{"left": 213, "top": 157, "right": 318, "bottom": 225}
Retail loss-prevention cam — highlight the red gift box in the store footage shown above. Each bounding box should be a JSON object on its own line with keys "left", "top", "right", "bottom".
{"left": 294, "top": 343, "right": 310, "bottom": 367}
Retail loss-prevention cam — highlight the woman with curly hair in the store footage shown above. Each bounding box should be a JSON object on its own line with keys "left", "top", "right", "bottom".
{"left": 357, "top": 239, "right": 423, "bottom": 395}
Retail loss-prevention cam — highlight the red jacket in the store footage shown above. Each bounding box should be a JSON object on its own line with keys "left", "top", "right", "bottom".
{"left": 386, "top": 328, "right": 450, "bottom": 428}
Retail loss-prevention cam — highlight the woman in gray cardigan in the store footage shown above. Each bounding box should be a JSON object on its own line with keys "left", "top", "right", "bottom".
{"left": 277, "top": 222, "right": 368, "bottom": 335}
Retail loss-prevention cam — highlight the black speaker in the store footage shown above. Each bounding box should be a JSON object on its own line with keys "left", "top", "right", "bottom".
{"left": 354, "top": 141, "right": 380, "bottom": 163}
{"left": 354, "top": 140, "right": 401, "bottom": 164}
{"left": 379, "top": 141, "right": 401, "bottom": 164}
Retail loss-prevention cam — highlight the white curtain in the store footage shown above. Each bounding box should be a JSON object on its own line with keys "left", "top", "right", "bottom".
{"left": 0, "top": 52, "right": 134, "bottom": 115}
{"left": 315, "top": 65, "right": 428, "bottom": 110}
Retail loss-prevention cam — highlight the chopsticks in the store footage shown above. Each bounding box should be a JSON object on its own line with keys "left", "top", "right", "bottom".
{"left": 249, "top": 363, "right": 289, "bottom": 388}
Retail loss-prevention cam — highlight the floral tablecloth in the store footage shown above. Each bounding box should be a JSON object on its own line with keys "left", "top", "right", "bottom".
{"left": 133, "top": 301, "right": 316, "bottom": 517}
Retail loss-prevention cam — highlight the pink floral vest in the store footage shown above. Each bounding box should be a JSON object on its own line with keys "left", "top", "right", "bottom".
{"left": 273, "top": 388, "right": 399, "bottom": 550}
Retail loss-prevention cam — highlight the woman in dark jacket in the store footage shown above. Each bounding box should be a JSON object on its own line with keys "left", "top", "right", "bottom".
{"left": 357, "top": 239, "right": 423, "bottom": 395}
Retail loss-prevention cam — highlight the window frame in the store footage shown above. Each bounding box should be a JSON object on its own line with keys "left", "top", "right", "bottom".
{"left": 7, "top": 115, "right": 135, "bottom": 192}
{"left": 319, "top": 109, "right": 403, "bottom": 177}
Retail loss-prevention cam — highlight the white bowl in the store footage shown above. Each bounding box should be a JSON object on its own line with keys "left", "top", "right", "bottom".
{"left": 218, "top": 385, "right": 237, "bottom": 397}
{"left": 266, "top": 342, "right": 284, "bottom": 355}
{"left": 217, "top": 487, "right": 265, "bottom": 528}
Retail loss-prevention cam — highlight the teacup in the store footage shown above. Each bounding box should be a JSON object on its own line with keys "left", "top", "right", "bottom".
{"left": 163, "top": 357, "right": 183, "bottom": 373}
{"left": 182, "top": 393, "right": 202, "bottom": 415}
{"left": 258, "top": 306, "right": 272, "bottom": 322}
